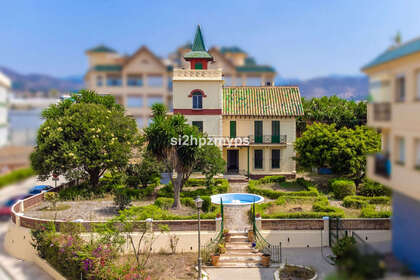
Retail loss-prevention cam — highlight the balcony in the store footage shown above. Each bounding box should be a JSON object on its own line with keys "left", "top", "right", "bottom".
{"left": 172, "top": 68, "right": 223, "bottom": 81}
{"left": 248, "top": 135, "right": 287, "bottom": 144}
{"left": 374, "top": 153, "right": 391, "bottom": 179}
{"left": 372, "top": 103, "right": 391, "bottom": 121}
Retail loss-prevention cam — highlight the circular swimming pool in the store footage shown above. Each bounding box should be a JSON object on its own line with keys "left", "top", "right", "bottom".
{"left": 210, "top": 193, "right": 264, "bottom": 205}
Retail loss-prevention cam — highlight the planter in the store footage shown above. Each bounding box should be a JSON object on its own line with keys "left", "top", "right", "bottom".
{"left": 261, "top": 254, "right": 270, "bottom": 267}
{"left": 248, "top": 230, "right": 254, "bottom": 242}
{"left": 275, "top": 263, "right": 317, "bottom": 280}
{"left": 211, "top": 254, "right": 220, "bottom": 266}
{"left": 224, "top": 233, "right": 231, "bottom": 242}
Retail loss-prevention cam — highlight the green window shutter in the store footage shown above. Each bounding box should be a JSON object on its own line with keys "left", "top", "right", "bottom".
{"left": 230, "top": 121, "right": 236, "bottom": 138}
{"left": 272, "top": 121, "right": 280, "bottom": 143}
{"left": 195, "top": 62, "right": 203, "bottom": 69}
{"left": 254, "top": 121, "right": 263, "bottom": 143}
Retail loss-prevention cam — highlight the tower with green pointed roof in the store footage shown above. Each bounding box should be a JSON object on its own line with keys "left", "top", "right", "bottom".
{"left": 184, "top": 25, "right": 213, "bottom": 69}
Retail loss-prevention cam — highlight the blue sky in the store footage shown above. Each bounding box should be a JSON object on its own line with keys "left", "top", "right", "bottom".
{"left": 1, "top": 0, "right": 420, "bottom": 79}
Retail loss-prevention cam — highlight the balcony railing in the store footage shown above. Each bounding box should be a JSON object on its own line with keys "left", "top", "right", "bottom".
{"left": 248, "top": 135, "right": 287, "bottom": 144}
{"left": 373, "top": 103, "right": 391, "bottom": 122}
{"left": 172, "top": 68, "right": 223, "bottom": 81}
{"left": 374, "top": 153, "right": 391, "bottom": 178}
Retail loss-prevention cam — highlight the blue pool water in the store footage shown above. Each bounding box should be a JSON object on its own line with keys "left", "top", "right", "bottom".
{"left": 210, "top": 193, "right": 264, "bottom": 205}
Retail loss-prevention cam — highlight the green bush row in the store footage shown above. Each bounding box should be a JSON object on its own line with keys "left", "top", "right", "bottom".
{"left": 258, "top": 175, "right": 286, "bottom": 184}
{"left": 248, "top": 180, "right": 319, "bottom": 199}
{"left": 360, "top": 205, "right": 392, "bottom": 218}
{"left": 129, "top": 205, "right": 219, "bottom": 220}
{"left": 275, "top": 196, "right": 318, "bottom": 205}
{"left": 261, "top": 211, "right": 343, "bottom": 219}
{"left": 358, "top": 179, "right": 392, "bottom": 197}
{"left": 312, "top": 196, "right": 344, "bottom": 214}
{"left": 343, "top": 195, "right": 391, "bottom": 209}
{"left": 157, "top": 178, "right": 229, "bottom": 198}
{"left": 0, "top": 167, "right": 35, "bottom": 189}
{"left": 154, "top": 196, "right": 215, "bottom": 212}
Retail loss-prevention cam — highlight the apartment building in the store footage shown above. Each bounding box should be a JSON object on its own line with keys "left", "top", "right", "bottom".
{"left": 363, "top": 37, "right": 420, "bottom": 274}
{"left": 0, "top": 72, "right": 9, "bottom": 147}
{"left": 85, "top": 30, "right": 276, "bottom": 128}
{"left": 173, "top": 26, "right": 302, "bottom": 177}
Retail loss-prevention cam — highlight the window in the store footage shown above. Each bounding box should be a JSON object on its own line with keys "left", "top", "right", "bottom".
{"left": 147, "top": 96, "right": 163, "bottom": 107}
{"left": 246, "top": 77, "right": 262, "bottom": 86}
{"left": 195, "top": 62, "right": 203, "bottom": 69}
{"left": 272, "top": 149, "right": 280, "bottom": 169}
{"left": 96, "top": 76, "right": 103, "bottom": 87}
{"left": 126, "top": 96, "right": 143, "bottom": 108}
{"left": 106, "top": 75, "right": 122, "bottom": 86}
{"left": 127, "top": 75, "right": 143, "bottom": 86}
{"left": 147, "top": 75, "right": 163, "bottom": 87}
{"left": 192, "top": 92, "right": 203, "bottom": 109}
{"left": 397, "top": 137, "right": 405, "bottom": 164}
{"left": 415, "top": 139, "right": 420, "bottom": 168}
{"left": 136, "top": 118, "right": 144, "bottom": 128}
{"left": 254, "top": 150, "right": 263, "bottom": 169}
{"left": 396, "top": 76, "right": 405, "bottom": 102}
{"left": 192, "top": 121, "right": 203, "bottom": 132}
{"left": 272, "top": 121, "right": 280, "bottom": 143}
{"left": 416, "top": 72, "right": 420, "bottom": 100}
{"left": 254, "top": 121, "right": 263, "bottom": 143}
{"left": 230, "top": 121, "right": 236, "bottom": 138}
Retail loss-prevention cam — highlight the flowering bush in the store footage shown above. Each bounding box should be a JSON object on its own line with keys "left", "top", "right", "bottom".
{"left": 31, "top": 223, "right": 147, "bottom": 280}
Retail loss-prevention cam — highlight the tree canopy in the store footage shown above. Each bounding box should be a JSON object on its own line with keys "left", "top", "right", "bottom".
{"left": 31, "top": 90, "right": 138, "bottom": 188}
{"left": 144, "top": 103, "right": 225, "bottom": 208}
{"left": 297, "top": 96, "right": 367, "bottom": 135}
{"left": 295, "top": 122, "right": 380, "bottom": 182}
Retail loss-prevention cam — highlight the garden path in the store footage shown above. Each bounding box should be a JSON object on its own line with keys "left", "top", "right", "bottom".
{"left": 223, "top": 181, "right": 250, "bottom": 231}
{"left": 229, "top": 182, "right": 248, "bottom": 193}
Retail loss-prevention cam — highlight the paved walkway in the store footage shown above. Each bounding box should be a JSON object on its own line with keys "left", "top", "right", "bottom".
{"left": 229, "top": 182, "right": 248, "bottom": 193}
{"left": 0, "top": 176, "right": 65, "bottom": 280}
{"left": 206, "top": 247, "right": 335, "bottom": 280}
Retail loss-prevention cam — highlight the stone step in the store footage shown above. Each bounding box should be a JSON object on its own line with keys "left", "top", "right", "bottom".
{"left": 226, "top": 241, "right": 250, "bottom": 246}
{"left": 229, "top": 232, "right": 248, "bottom": 237}
{"left": 225, "top": 244, "right": 253, "bottom": 250}
{"left": 220, "top": 255, "right": 262, "bottom": 262}
{"left": 217, "top": 261, "right": 263, "bottom": 268}
{"left": 225, "top": 248, "right": 256, "bottom": 254}
{"left": 230, "top": 237, "right": 248, "bottom": 242}
{"left": 224, "top": 251, "right": 262, "bottom": 256}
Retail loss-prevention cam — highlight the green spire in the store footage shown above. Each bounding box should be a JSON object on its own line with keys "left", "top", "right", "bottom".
{"left": 192, "top": 25, "right": 206, "bottom": 51}
{"left": 184, "top": 25, "right": 213, "bottom": 60}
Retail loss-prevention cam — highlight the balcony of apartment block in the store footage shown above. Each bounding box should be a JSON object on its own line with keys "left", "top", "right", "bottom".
{"left": 172, "top": 68, "right": 223, "bottom": 81}
{"left": 367, "top": 102, "right": 392, "bottom": 128}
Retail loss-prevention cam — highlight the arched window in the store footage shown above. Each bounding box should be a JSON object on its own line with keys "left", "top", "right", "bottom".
{"left": 192, "top": 91, "right": 203, "bottom": 109}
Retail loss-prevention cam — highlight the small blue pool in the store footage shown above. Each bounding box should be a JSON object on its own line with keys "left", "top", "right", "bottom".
{"left": 210, "top": 193, "right": 264, "bottom": 205}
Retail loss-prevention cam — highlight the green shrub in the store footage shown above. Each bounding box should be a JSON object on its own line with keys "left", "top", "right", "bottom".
{"left": 259, "top": 175, "right": 286, "bottom": 184}
{"left": 331, "top": 179, "right": 356, "bottom": 199}
{"left": 44, "top": 192, "right": 59, "bottom": 209}
{"left": 113, "top": 185, "right": 132, "bottom": 210}
{"left": 0, "top": 167, "right": 35, "bottom": 189}
{"left": 128, "top": 205, "right": 218, "bottom": 220}
{"left": 59, "top": 183, "right": 106, "bottom": 200}
{"left": 359, "top": 179, "right": 391, "bottom": 197}
{"left": 343, "top": 196, "right": 368, "bottom": 209}
{"left": 154, "top": 197, "right": 174, "bottom": 210}
{"left": 312, "top": 196, "right": 344, "bottom": 213}
{"left": 343, "top": 196, "right": 391, "bottom": 209}
{"left": 360, "top": 205, "right": 391, "bottom": 218}
{"left": 248, "top": 180, "right": 319, "bottom": 199}
{"left": 157, "top": 179, "right": 229, "bottom": 199}
{"left": 181, "top": 197, "right": 195, "bottom": 208}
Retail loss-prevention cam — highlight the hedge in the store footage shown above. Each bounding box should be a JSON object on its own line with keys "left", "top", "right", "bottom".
{"left": 157, "top": 178, "right": 229, "bottom": 198}
{"left": 360, "top": 205, "right": 392, "bottom": 218}
{"left": 248, "top": 179, "right": 319, "bottom": 199}
{"left": 258, "top": 175, "right": 286, "bottom": 184}
{"left": 129, "top": 205, "right": 219, "bottom": 220}
{"left": 343, "top": 195, "right": 391, "bottom": 209}
{"left": 330, "top": 179, "right": 356, "bottom": 199}
{"left": 312, "top": 196, "right": 344, "bottom": 214}
{"left": 275, "top": 196, "right": 318, "bottom": 205}
{"left": 358, "top": 179, "right": 392, "bottom": 197}
{"left": 154, "top": 195, "right": 214, "bottom": 212}
{"left": 0, "top": 167, "right": 35, "bottom": 189}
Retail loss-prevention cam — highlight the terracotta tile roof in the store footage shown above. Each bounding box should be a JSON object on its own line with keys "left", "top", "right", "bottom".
{"left": 222, "top": 87, "right": 304, "bottom": 117}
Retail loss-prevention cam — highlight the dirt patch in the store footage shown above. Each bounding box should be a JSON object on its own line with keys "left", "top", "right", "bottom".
{"left": 259, "top": 182, "right": 306, "bottom": 192}
{"left": 279, "top": 264, "right": 316, "bottom": 280}
{"left": 267, "top": 202, "right": 314, "bottom": 214}
{"left": 168, "top": 206, "right": 196, "bottom": 216}
{"left": 122, "top": 253, "right": 197, "bottom": 280}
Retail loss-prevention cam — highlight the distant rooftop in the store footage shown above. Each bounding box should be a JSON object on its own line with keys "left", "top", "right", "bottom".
{"left": 363, "top": 37, "right": 420, "bottom": 70}
{"left": 87, "top": 45, "right": 116, "bottom": 53}
{"left": 220, "top": 46, "right": 246, "bottom": 54}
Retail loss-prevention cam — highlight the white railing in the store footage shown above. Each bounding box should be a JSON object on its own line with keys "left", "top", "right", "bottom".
{"left": 173, "top": 68, "right": 223, "bottom": 81}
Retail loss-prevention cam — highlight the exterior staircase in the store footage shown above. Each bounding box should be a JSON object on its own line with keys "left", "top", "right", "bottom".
{"left": 218, "top": 232, "right": 264, "bottom": 267}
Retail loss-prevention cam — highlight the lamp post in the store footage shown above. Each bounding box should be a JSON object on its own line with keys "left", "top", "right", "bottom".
{"left": 195, "top": 196, "right": 203, "bottom": 280}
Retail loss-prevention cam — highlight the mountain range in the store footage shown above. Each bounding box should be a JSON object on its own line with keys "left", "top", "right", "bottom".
{"left": 0, "top": 66, "right": 369, "bottom": 100}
